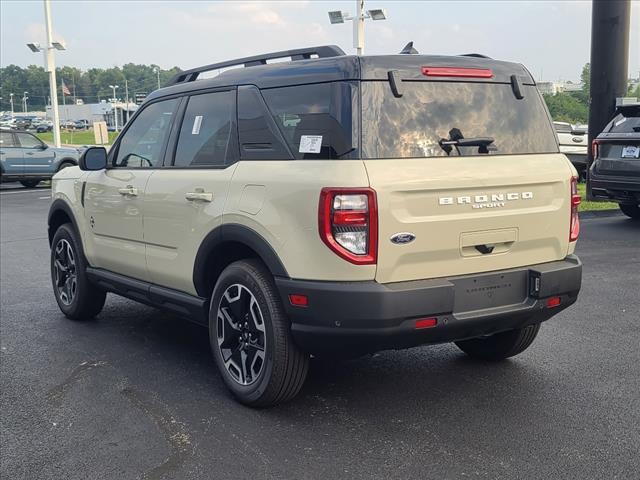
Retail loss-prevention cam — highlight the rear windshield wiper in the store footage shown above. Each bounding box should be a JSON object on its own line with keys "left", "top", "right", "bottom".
{"left": 439, "top": 137, "right": 495, "bottom": 155}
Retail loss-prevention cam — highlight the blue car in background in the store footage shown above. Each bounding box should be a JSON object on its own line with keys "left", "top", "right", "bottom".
{"left": 0, "top": 129, "right": 83, "bottom": 188}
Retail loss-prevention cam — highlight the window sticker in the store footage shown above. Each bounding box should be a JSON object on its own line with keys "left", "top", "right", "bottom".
{"left": 192, "top": 115, "right": 203, "bottom": 135}
{"left": 299, "top": 135, "right": 323, "bottom": 154}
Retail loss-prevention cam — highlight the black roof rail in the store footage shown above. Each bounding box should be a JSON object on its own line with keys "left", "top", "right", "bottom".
{"left": 167, "top": 45, "right": 346, "bottom": 86}
{"left": 460, "top": 53, "right": 492, "bottom": 59}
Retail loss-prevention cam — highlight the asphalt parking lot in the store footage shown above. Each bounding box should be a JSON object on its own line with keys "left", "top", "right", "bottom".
{"left": 1, "top": 183, "right": 639, "bottom": 480}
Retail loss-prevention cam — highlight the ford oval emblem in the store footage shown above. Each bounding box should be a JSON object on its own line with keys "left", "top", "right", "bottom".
{"left": 390, "top": 232, "right": 416, "bottom": 245}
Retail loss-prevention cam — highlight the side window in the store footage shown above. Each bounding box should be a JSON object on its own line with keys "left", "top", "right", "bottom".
{"left": 174, "top": 90, "right": 237, "bottom": 167}
{"left": 114, "top": 98, "right": 179, "bottom": 168}
{"left": 16, "top": 132, "right": 43, "bottom": 148}
{"left": 0, "top": 132, "right": 16, "bottom": 147}
{"left": 261, "top": 82, "right": 358, "bottom": 160}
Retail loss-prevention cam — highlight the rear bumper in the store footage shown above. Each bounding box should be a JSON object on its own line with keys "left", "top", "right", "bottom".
{"left": 276, "top": 255, "right": 582, "bottom": 354}
{"left": 589, "top": 170, "right": 640, "bottom": 203}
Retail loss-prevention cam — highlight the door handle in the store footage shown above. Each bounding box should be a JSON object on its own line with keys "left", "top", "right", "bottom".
{"left": 26, "top": 152, "right": 34, "bottom": 156}
{"left": 118, "top": 185, "right": 138, "bottom": 197}
{"left": 185, "top": 190, "right": 213, "bottom": 202}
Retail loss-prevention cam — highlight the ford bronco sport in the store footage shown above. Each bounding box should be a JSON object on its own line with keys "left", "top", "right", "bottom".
{"left": 48, "top": 46, "right": 582, "bottom": 406}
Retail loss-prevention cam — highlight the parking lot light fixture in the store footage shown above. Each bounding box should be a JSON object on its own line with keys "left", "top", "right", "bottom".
{"left": 327, "top": 1, "right": 387, "bottom": 55}
{"left": 109, "top": 85, "right": 119, "bottom": 132}
{"left": 26, "top": 43, "right": 41, "bottom": 53}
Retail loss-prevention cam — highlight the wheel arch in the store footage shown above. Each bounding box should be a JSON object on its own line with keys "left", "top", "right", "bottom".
{"left": 57, "top": 158, "right": 78, "bottom": 170}
{"left": 48, "top": 199, "right": 80, "bottom": 246}
{"left": 193, "top": 224, "right": 289, "bottom": 298}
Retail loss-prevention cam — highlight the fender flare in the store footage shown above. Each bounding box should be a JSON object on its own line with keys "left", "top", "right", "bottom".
{"left": 48, "top": 199, "right": 80, "bottom": 245}
{"left": 193, "top": 224, "right": 289, "bottom": 297}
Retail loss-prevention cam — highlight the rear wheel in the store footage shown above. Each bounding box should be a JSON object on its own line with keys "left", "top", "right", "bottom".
{"left": 20, "top": 180, "right": 39, "bottom": 188}
{"left": 455, "top": 323, "right": 540, "bottom": 361}
{"left": 50, "top": 224, "right": 106, "bottom": 320}
{"left": 209, "top": 259, "right": 309, "bottom": 407}
{"left": 619, "top": 203, "right": 640, "bottom": 220}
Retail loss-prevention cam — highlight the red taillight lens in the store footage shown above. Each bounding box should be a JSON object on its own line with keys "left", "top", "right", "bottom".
{"left": 591, "top": 139, "right": 600, "bottom": 159}
{"left": 546, "top": 296, "right": 562, "bottom": 308}
{"left": 570, "top": 176, "right": 580, "bottom": 242}
{"left": 415, "top": 318, "right": 437, "bottom": 329}
{"left": 421, "top": 66, "right": 493, "bottom": 78}
{"left": 319, "top": 188, "right": 378, "bottom": 265}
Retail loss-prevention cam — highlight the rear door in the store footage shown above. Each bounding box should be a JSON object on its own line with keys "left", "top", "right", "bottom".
{"left": 0, "top": 131, "right": 23, "bottom": 177}
{"left": 143, "top": 89, "right": 238, "bottom": 294}
{"left": 361, "top": 80, "right": 574, "bottom": 284}
{"left": 83, "top": 97, "right": 180, "bottom": 281}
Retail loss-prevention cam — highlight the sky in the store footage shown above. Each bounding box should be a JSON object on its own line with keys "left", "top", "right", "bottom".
{"left": 0, "top": 0, "right": 638, "bottom": 83}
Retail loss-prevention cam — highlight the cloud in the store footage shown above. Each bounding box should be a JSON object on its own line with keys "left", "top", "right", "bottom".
{"left": 24, "top": 22, "right": 67, "bottom": 47}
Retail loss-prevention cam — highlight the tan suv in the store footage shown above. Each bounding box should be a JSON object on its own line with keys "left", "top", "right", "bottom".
{"left": 48, "top": 46, "right": 582, "bottom": 406}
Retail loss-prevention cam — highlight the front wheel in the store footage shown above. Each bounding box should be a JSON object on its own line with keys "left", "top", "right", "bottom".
{"left": 20, "top": 180, "right": 40, "bottom": 188}
{"left": 50, "top": 224, "right": 106, "bottom": 320}
{"left": 455, "top": 323, "right": 541, "bottom": 361}
{"left": 209, "top": 259, "right": 309, "bottom": 407}
{"left": 619, "top": 203, "right": 640, "bottom": 220}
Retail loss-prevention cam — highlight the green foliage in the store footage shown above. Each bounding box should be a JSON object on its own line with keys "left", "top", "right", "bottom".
{"left": 0, "top": 64, "right": 182, "bottom": 112}
{"left": 542, "top": 92, "right": 589, "bottom": 124}
{"left": 580, "top": 63, "right": 590, "bottom": 95}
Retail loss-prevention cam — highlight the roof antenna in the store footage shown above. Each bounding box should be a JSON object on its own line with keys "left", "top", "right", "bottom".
{"left": 400, "top": 42, "right": 419, "bottom": 54}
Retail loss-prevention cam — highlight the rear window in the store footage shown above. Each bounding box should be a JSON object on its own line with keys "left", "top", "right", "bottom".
{"left": 606, "top": 108, "right": 640, "bottom": 134}
{"left": 361, "top": 82, "right": 558, "bottom": 159}
{"left": 261, "top": 82, "right": 358, "bottom": 159}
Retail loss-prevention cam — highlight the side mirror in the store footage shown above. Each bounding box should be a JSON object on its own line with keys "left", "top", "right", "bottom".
{"left": 79, "top": 147, "right": 107, "bottom": 171}
{"left": 38, "top": 143, "right": 48, "bottom": 150}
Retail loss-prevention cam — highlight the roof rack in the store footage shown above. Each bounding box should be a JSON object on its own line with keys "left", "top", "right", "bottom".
{"left": 460, "top": 53, "right": 492, "bottom": 59}
{"left": 167, "top": 45, "right": 346, "bottom": 86}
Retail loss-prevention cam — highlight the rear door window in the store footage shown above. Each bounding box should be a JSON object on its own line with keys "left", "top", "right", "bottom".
{"left": 0, "top": 131, "right": 16, "bottom": 147}
{"left": 261, "top": 82, "right": 358, "bottom": 159}
{"left": 361, "top": 81, "right": 558, "bottom": 159}
{"left": 173, "top": 90, "right": 237, "bottom": 167}
{"left": 16, "top": 132, "right": 44, "bottom": 149}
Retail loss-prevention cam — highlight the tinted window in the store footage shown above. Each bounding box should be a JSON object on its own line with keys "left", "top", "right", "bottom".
{"left": 174, "top": 90, "right": 237, "bottom": 167}
{"left": 361, "top": 82, "right": 558, "bottom": 159}
{"left": 238, "top": 86, "right": 291, "bottom": 160}
{"left": 607, "top": 108, "right": 640, "bottom": 134}
{"left": 114, "top": 98, "right": 179, "bottom": 168}
{"left": 261, "top": 82, "right": 357, "bottom": 159}
{"left": 0, "top": 131, "right": 15, "bottom": 147}
{"left": 16, "top": 132, "right": 43, "bottom": 148}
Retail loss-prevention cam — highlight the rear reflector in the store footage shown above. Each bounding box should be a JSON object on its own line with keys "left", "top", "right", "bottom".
{"left": 421, "top": 66, "right": 493, "bottom": 78}
{"left": 415, "top": 318, "right": 437, "bottom": 329}
{"left": 570, "top": 176, "right": 581, "bottom": 242}
{"left": 546, "top": 296, "right": 561, "bottom": 308}
{"left": 289, "top": 294, "right": 308, "bottom": 307}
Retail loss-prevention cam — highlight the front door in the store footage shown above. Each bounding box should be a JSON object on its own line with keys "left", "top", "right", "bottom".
{"left": 15, "top": 132, "right": 55, "bottom": 177}
{"left": 0, "top": 131, "right": 23, "bottom": 178}
{"left": 83, "top": 97, "right": 180, "bottom": 281}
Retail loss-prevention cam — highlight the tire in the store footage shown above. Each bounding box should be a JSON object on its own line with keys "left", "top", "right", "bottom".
{"left": 455, "top": 323, "right": 541, "bottom": 361}
{"left": 209, "top": 259, "right": 309, "bottom": 407}
{"left": 57, "top": 161, "right": 75, "bottom": 172}
{"left": 619, "top": 203, "right": 640, "bottom": 220}
{"left": 50, "top": 223, "right": 106, "bottom": 320}
{"left": 20, "top": 180, "right": 40, "bottom": 188}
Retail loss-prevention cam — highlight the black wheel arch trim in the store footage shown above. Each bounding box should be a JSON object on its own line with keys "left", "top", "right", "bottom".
{"left": 48, "top": 199, "right": 81, "bottom": 246}
{"left": 193, "top": 223, "right": 289, "bottom": 297}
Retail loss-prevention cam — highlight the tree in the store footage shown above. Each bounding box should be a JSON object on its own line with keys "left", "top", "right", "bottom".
{"left": 580, "top": 63, "right": 590, "bottom": 94}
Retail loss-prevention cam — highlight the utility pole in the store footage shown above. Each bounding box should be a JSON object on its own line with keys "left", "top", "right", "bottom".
{"left": 109, "top": 84, "right": 119, "bottom": 132}
{"left": 9, "top": 93, "right": 14, "bottom": 119}
{"left": 22, "top": 92, "right": 28, "bottom": 113}
{"left": 155, "top": 67, "right": 161, "bottom": 90}
{"left": 587, "top": 0, "right": 631, "bottom": 198}
{"left": 43, "top": 0, "right": 62, "bottom": 147}
{"left": 124, "top": 79, "right": 130, "bottom": 124}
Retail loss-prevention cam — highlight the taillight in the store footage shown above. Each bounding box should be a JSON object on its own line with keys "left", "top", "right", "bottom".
{"left": 421, "top": 66, "right": 493, "bottom": 78}
{"left": 591, "top": 139, "right": 600, "bottom": 160}
{"left": 570, "top": 176, "right": 580, "bottom": 242}
{"left": 318, "top": 188, "right": 378, "bottom": 265}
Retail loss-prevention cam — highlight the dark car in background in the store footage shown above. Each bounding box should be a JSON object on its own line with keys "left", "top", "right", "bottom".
{"left": 0, "top": 129, "right": 82, "bottom": 188}
{"left": 590, "top": 102, "right": 640, "bottom": 219}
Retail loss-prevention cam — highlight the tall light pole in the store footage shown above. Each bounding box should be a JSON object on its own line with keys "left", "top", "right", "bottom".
{"left": 109, "top": 84, "right": 119, "bottom": 132}
{"left": 155, "top": 68, "right": 161, "bottom": 90}
{"left": 22, "top": 92, "right": 29, "bottom": 113}
{"left": 328, "top": 1, "right": 387, "bottom": 55}
{"left": 9, "top": 93, "right": 14, "bottom": 119}
{"left": 124, "top": 79, "right": 130, "bottom": 124}
{"left": 26, "top": 0, "right": 65, "bottom": 147}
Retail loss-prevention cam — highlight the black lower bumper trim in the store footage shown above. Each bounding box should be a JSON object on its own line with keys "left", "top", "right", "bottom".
{"left": 276, "top": 256, "right": 582, "bottom": 354}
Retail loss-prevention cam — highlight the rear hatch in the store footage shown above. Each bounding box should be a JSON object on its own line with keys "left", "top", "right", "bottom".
{"left": 359, "top": 58, "right": 574, "bottom": 283}
{"left": 594, "top": 105, "right": 640, "bottom": 177}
